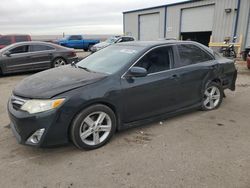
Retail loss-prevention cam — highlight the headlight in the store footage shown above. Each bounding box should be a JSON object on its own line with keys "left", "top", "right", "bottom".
{"left": 21, "top": 98, "right": 65, "bottom": 114}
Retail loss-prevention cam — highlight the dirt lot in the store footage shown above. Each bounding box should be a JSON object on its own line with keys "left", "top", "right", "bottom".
{"left": 0, "top": 60, "right": 250, "bottom": 188}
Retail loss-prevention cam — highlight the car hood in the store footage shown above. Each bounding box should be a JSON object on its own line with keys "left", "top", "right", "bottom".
{"left": 94, "top": 42, "right": 111, "bottom": 48}
{"left": 13, "top": 66, "right": 107, "bottom": 99}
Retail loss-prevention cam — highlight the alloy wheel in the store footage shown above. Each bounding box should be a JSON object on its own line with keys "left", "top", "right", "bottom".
{"left": 79, "top": 111, "right": 112, "bottom": 146}
{"left": 54, "top": 58, "right": 66, "bottom": 67}
{"left": 203, "top": 86, "right": 221, "bottom": 110}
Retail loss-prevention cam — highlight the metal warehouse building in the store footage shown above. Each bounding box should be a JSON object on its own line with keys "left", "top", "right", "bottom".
{"left": 123, "top": 0, "right": 250, "bottom": 51}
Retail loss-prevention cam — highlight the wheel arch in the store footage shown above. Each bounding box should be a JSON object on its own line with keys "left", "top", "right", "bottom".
{"left": 67, "top": 100, "right": 121, "bottom": 140}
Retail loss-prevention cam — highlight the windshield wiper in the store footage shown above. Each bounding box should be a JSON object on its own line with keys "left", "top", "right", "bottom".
{"left": 77, "top": 66, "right": 93, "bottom": 72}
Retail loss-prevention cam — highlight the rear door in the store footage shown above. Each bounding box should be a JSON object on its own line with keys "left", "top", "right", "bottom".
{"left": 173, "top": 44, "right": 215, "bottom": 108}
{"left": 2, "top": 45, "right": 31, "bottom": 73}
{"left": 28, "top": 44, "right": 54, "bottom": 69}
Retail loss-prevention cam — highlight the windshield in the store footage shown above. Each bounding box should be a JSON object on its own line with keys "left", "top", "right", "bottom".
{"left": 105, "top": 37, "right": 118, "bottom": 44}
{"left": 77, "top": 45, "right": 144, "bottom": 74}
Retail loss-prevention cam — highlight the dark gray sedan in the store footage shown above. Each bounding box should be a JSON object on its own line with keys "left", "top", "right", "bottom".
{"left": 0, "top": 41, "right": 78, "bottom": 75}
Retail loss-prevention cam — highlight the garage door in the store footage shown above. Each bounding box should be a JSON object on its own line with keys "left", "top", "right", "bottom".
{"left": 246, "top": 17, "right": 250, "bottom": 48}
{"left": 181, "top": 5, "right": 215, "bottom": 32}
{"left": 139, "top": 13, "right": 160, "bottom": 41}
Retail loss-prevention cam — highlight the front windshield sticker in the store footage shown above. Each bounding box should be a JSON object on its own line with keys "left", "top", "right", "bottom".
{"left": 120, "top": 49, "right": 137, "bottom": 54}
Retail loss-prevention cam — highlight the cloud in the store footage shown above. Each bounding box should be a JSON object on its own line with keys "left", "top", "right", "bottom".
{"left": 0, "top": 0, "right": 185, "bottom": 35}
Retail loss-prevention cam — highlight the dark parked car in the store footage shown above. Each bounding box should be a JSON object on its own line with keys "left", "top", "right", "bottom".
{"left": 0, "top": 41, "right": 77, "bottom": 75}
{"left": 90, "top": 36, "right": 135, "bottom": 53}
{"left": 0, "top": 34, "right": 31, "bottom": 49}
{"left": 8, "top": 41, "right": 237, "bottom": 150}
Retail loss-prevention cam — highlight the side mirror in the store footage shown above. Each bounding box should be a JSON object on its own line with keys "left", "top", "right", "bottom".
{"left": 126, "top": 67, "right": 147, "bottom": 78}
{"left": 4, "top": 51, "right": 11, "bottom": 57}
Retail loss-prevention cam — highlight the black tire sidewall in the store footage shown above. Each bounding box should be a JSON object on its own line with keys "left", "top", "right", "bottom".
{"left": 70, "top": 104, "right": 116, "bottom": 150}
{"left": 201, "top": 82, "right": 223, "bottom": 111}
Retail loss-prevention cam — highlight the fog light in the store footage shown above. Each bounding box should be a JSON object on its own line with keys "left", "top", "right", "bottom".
{"left": 26, "top": 128, "right": 45, "bottom": 144}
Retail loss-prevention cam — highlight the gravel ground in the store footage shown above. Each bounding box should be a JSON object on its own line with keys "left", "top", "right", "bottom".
{"left": 0, "top": 60, "right": 249, "bottom": 188}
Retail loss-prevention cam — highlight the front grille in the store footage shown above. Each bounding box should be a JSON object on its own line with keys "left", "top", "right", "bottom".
{"left": 11, "top": 95, "right": 26, "bottom": 110}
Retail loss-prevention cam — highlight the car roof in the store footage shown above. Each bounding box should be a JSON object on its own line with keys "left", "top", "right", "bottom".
{"left": 116, "top": 40, "right": 214, "bottom": 54}
{"left": 0, "top": 41, "right": 71, "bottom": 52}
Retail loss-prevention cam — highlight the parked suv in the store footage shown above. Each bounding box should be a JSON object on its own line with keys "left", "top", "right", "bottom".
{"left": 0, "top": 35, "right": 31, "bottom": 49}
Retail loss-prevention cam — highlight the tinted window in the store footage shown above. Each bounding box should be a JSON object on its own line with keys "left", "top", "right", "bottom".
{"left": 0, "top": 36, "right": 12, "bottom": 45}
{"left": 121, "top": 37, "right": 134, "bottom": 42}
{"left": 29, "top": 45, "right": 54, "bottom": 52}
{"left": 9, "top": 45, "right": 29, "bottom": 54}
{"left": 15, "top": 36, "right": 29, "bottom": 42}
{"left": 69, "top": 35, "right": 82, "bottom": 40}
{"left": 135, "top": 46, "right": 172, "bottom": 74}
{"left": 176, "top": 44, "right": 213, "bottom": 68}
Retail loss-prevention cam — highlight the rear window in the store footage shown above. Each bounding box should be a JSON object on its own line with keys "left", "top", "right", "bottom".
{"left": 15, "top": 36, "right": 29, "bottom": 42}
{"left": 0, "top": 36, "right": 12, "bottom": 45}
{"left": 29, "top": 45, "right": 54, "bottom": 52}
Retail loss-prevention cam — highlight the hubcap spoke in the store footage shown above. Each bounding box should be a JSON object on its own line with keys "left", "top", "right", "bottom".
{"left": 209, "top": 99, "right": 215, "bottom": 108}
{"left": 211, "top": 87, "right": 216, "bottom": 95}
{"left": 212, "top": 94, "right": 220, "bottom": 100}
{"left": 80, "top": 129, "right": 92, "bottom": 140}
{"left": 93, "top": 132, "right": 100, "bottom": 144}
{"left": 205, "top": 91, "right": 210, "bottom": 97}
{"left": 99, "top": 125, "right": 111, "bottom": 132}
{"left": 204, "top": 97, "right": 210, "bottom": 105}
{"left": 84, "top": 116, "right": 95, "bottom": 127}
{"left": 96, "top": 112, "right": 106, "bottom": 125}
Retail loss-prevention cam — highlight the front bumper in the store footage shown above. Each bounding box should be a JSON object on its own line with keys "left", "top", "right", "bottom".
{"left": 8, "top": 99, "right": 69, "bottom": 147}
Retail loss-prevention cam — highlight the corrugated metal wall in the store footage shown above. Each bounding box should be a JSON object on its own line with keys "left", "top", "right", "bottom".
{"left": 236, "top": 0, "right": 250, "bottom": 48}
{"left": 124, "top": 7, "right": 165, "bottom": 40}
{"left": 166, "top": 0, "right": 215, "bottom": 39}
{"left": 123, "top": 0, "right": 250, "bottom": 49}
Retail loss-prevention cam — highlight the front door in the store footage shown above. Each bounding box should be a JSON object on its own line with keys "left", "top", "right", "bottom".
{"left": 121, "top": 46, "right": 180, "bottom": 123}
{"left": 2, "top": 45, "right": 32, "bottom": 73}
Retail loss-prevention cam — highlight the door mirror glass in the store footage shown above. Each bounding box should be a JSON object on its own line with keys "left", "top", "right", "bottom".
{"left": 4, "top": 51, "right": 11, "bottom": 57}
{"left": 127, "top": 67, "right": 147, "bottom": 78}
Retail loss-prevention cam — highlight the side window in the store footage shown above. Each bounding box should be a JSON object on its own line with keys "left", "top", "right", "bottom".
{"left": 134, "top": 46, "right": 172, "bottom": 74}
{"left": 0, "top": 36, "right": 12, "bottom": 45}
{"left": 29, "top": 45, "right": 54, "bottom": 52}
{"left": 69, "top": 35, "right": 82, "bottom": 40}
{"left": 129, "top": 37, "right": 135, "bottom": 41}
{"left": 121, "top": 37, "right": 132, "bottom": 42}
{"left": 15, "top": 36, "right": 28, "bottom": 42}
{"left": 9, "top": 45, "right": 29, "bottom": 54}
{"left": 176, "top": 44, "right": 213, "bottom": 68}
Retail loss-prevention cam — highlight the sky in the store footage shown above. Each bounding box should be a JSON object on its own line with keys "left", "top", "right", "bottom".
{"left": 0, "top": 0, "right": 187, "bottom": 35}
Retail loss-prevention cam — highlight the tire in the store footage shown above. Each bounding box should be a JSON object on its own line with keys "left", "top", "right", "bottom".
{"left": 201, "top": 82, "right": 223, "bottom": 111}
{"left": 70, "top": 104, "right": 116, "bottom": 150}
{"left": 52, "top": 57, "right": 66, "bottom": 68}
{"left": 230, "top": 50, "right": 236, "bottom": 58}
{"left": 88, "top": 44, "right": 93, "bottom": 52}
